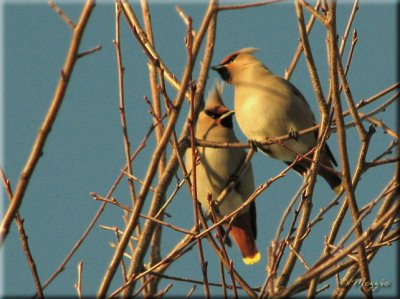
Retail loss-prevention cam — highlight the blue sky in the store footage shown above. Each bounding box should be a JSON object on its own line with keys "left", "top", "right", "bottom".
{"left": 1, "top": 1, "right": 398, "bottom": 297}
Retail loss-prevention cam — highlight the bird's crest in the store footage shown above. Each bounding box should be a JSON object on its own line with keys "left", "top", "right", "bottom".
{"left": 206, "top": 81, "right": 226, "bottom": 109}
{"left": 236, "top": 47, "right": 259, "bottom": 55}
{"left": 220, "top": 47, "right": 259, "bottom": 65}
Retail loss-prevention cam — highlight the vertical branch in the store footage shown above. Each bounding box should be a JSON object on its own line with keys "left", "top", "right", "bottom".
{"left": 74, "top": 261, "right": 83, "bottom": 299}
{"left": 187, "top": 18, "right": 210, "bottom": 297}
{"left": 0, "top": 0, "right": 96, "bottom": 245}
{"left": 0, "top": 169, "right": 44, "bottom": 298}
{"left": 185, "top": 15, "right": 210, "bottom": 298}
{"left": 326, "top": 2, "right": 372, "bottom": 298}
{"left": 275, "top": 1, "right": 329, "bottom": 291}
{"left": 97, "top": 2, "right": 218, "bottom": 297}
{"left": 304, "top": 1, "right": 361, "bottom": 295}
{"left": 285, "top": 0, "right": 321, "bottom": 80}
{"left": 40, "top": 131, "right": 153, "bottom": 291}
{"left": 338, "top": 0, "right": 359, "bottom": 57}
{"left": 114, "top": 2, "right": 137, "bottom": 207}
{"left": 278, "top": 201, "right": 398, "bottom": 298}
{"left": 139, "top": 0, "right": 166, "bottom": 294}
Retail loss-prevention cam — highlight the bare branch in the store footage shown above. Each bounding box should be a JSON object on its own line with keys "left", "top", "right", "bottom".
{"left": 0, "top": 0, "right": 95, "bottom": 247}
{"left": 48, "top": 0, "right": 76, "bottom": 29}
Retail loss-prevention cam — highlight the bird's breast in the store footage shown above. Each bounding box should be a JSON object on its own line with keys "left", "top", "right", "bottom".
{"left": 234, "top": 94, "right": 289, "bottom": 140}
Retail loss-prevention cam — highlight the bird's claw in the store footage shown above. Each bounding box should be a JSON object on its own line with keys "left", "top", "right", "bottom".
{"left": 229, "top": 174, "right": 239, "bottom": 183}
{"left": 289, "top": 128, "right": 299, "bottom": 141}
{"left": 248, "top": 139, "right": 259, "bottom": 152}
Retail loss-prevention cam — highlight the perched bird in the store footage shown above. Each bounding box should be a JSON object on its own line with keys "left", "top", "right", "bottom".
{"left": 212, "top": 48, "right": 342, "bottom": 194}
{"left": 186, "top": 82, "right": 260, "bottom": 265}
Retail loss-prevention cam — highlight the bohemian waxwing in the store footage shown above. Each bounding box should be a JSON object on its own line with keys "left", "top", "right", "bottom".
{"left": 212, "top": 48, "right": 342, "bottom": 194}
{"left": 186, "top": 82, "right": 260, "bottom": 265}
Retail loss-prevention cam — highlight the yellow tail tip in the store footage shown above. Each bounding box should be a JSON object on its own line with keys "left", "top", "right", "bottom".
{"left": 333, "top": 183, "right": 343, "bottom": 195}
{"left": 243, "top": 252, "right": 261, "bottom": 265}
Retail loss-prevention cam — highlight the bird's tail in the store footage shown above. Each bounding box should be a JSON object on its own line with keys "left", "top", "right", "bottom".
{"left": 289, "top": 148, "right": 342, "bottom": 194}
{"left": 228, "top": 213, "right": 260, "bottom": 265}
{"left": 318, "top": 151, "right": 342, "bottom": 194}
{"left": 318, "top": 164, "right": 342, "bottom": 195}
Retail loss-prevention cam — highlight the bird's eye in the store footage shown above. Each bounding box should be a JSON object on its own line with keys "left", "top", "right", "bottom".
{"left": 227, "top": 54, "right": 238, "bottom": 64}
{"left": 221, "top": 53, "right": 238, "bottom": 65}
{"left": 205, "top": 109, "right": 219, "bottom": 119}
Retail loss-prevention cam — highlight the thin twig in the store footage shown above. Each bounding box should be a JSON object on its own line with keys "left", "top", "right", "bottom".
{"left": 98, "top": 2, "right": 218, "bottom": 296}
{"left": 48, "top": 0, "right": 76, "bottom": 29}
{"left": 176, "top": 6, "right": 196, "bottom": 37}
{"left": 74, "top": 261, "right": 83, "bottom": 299}
{"left": 299, "top": 0, "right": 326, "bottom": 25}
{"left": 278, "top": 201, "right": 399, "bottom": 297}
{"left": 217, "top": 0, "right": 285, "bottom": 11}
{"left": 285, "top": 0, "right": 321, "bottom": 80}
{"left": 77, "top": 45, "right": 102, "bottom": 58}
{"left": 0, "top": 169, "right": 44, "bottom": 298}
{"left": 139, "top": 0, "right": 166, "bottom": 293}
{"left": 323, "top": 4, "right": 371, "bottom": 297}
{"left": 0, "top": 0, "right": 96, "bottom": 245}
{"left": 40, "top": 106, "right": 158, "bottom": 292}
{"left": 114, "top": 2, "right": 137, "bottom": 207}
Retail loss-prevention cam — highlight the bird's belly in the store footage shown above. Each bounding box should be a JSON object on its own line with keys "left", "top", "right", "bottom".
{"left": 235, "top": 96, "right": 288, "bottom": 140}
{"left": 235, "top": 96, "right": 312, "bottom": 161}
{"left": 195, "top": 148, "right": 244, "bottom": 212}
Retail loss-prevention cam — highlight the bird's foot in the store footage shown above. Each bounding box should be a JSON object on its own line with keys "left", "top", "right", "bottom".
{"left": 229, "top": 173, "right": 239, "bottom": 184}
{"left": 248, "top": 139, "right": 260, "bottom": 152}
{"left": 288, "top": 128, "right": 299, "bottom": 141}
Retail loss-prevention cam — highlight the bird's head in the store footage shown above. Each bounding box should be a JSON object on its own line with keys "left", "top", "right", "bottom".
{"left": 196, "top": 82, "right": 235, "bottom": 138}
{"left": 212, "top": 48, "right": 259, "bottom": 84}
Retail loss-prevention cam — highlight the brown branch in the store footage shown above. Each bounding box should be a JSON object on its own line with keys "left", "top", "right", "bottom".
{"left": 41, "top": 121, "right": 155, "bottom": 291}
{"left": 147, "top": 271, "right": 259, "bottom": 291}
{"left": 0, "top": 169, "right": 44, "bottom": 298}
{"left": 342, "top": 29, "right": 357, "bottom": 78}
{"left": 299, "top": 0, "right": 327, "bottom": 25}
{"left": 117, "top": 0, "right": 188, "bottom": 99}
{"left": 74, "top": 261, "right": 83, "bottom": 299}
{"left": 91, "top": 193, "right": 196, "bottom": 236}
{"left": 362, "top": 114, "right": 398, "bottom": 140}
{"left": 325, "top": 3, "right": 371, "bottom": 297}
{"left": 139, "top": 0, "right": 166, "bottom": 293}
{"left": 279, "top": 226, "right": 399, "bottom": 295}
{"left": 337, "top": 39, "right": 366, "bottom": 138}
{"left": 48, "top": 0, "right": 76, "bottom": 29}
{"left": 285, "top": 240, "right": 310, "bottom": 270}
{"left": 332, "top": 183, "right": 399, "bottom": 298}
{"left": 194, "top": 200, "right": 258, "bottom": 298}
{"left": 275, "top": 1, "right": 331, "bottom": 291}
{"left": 352, "top": 81, "right": 400, "bottom": 112}
{"left": 195, "top": 162, "right": 293, "bottom": 242}
{"left": 99, "top": 225, "right": 137, "bottom": 242}
{"left": 217, "top": 0, "right": 285, "bottom": 11}
{"left": 285, "top": 0, "right": 321, "bottom": 80}
{"left": 108, "top": 233, "right": 196, "bottom": 297}
{"left": 0, "top": 0, "right": 95, "bottom": 246}
{"left": 338, "top": 0, "right": 359, "bottom": 57}
{"left": 175, "top": 6, "right": 196, "bottom": 37}
{"left": 77, "top": 44, "right": 102, "bottom": 59}
{"left": 114, "top": 3, "right": 137, "bottom": 207}
{"left": 274, "top": 185, "right": 306, "bottom": 243}
{"left": 98, "top": 2, "right": 218, "bottom": 296}
{"left": 278, "top": 201, "right": 399, "bottom": 298}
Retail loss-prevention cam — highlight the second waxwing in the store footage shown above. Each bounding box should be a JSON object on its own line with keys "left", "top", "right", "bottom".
{"left": 186, "top": 82, "right": 260, "bottom": 265}
{"left": 212, "top": 48, "right": 342, "bottom": 194}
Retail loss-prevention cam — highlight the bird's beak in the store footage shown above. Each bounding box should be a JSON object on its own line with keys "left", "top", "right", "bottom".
{"left": 211, "top": 64, "right": 230, "bottom": 82}
{"left": 211, "top": 64, "right": 224, "bottom": 71}
{"left": 220, "top": 110, "right": 235, "bottom": 120}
